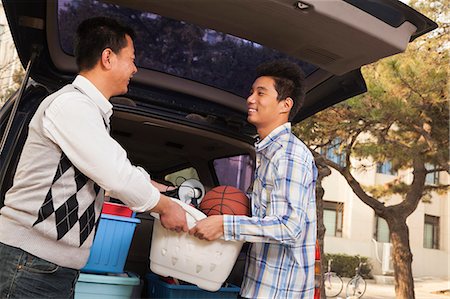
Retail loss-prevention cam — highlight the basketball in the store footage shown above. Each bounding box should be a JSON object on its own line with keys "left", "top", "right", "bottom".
{"left": 199, "top": 185, "right": 250, "bottom": 216}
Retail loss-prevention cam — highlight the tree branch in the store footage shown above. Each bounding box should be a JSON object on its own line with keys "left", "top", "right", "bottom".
{"left": 423, "top": 184, "right": 450, "bottom": 192}
{"left": 317, "top": 153, "right": 387, "bottom": 215}
{"left": 345, "top": 129, "right": 361, "bottom": 167}
{"left": 402, "top": 158, "right": 427, "bottom": 216}
{"left": 412, "top": 123, "right": 436, "bottom": 150}
{"left": 392, "top": 64, "right": 429, "bottom": 103}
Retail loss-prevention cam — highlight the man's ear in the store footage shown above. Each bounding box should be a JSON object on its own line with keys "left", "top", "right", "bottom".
{"left": 280, "top": 97, "right": 293, "bottom": 114}
{"left": 101, "top": 48, "right": 113, "bottom": 70}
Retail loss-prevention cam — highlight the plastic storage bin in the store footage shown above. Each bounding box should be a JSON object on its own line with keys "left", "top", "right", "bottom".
{"left": 75, "top": 272, "right": 141, "bottom": 299}
{"left": 145, "top": 273, "right": 240, "bottom": 299}
{"left": 102, "top": 202, "right": 134, "bottom": 217}
{"left": 82, "top": 214, "right": 140, "bottom": 274}
{"left": 149, "top": 200, "right": 243, "bottom": 292}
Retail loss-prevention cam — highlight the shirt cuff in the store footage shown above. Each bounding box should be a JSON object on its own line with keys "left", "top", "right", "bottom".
{"left": 223, "top": 215, "right": 240, "bottom": 241}
{"left": 136, "top": 166, "right": 150, "bottom": 181}
{"left": 131, "top": 166, "right": 160, "bottom": 212}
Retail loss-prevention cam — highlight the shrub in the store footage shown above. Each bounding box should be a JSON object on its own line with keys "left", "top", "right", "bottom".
{"left": 324, "top": 253, "right": 373, "bottom": 279}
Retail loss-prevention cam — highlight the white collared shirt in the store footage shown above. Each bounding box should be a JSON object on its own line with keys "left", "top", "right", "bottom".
{"left": 43, "top": 75, "right": 160, "bottom": 211}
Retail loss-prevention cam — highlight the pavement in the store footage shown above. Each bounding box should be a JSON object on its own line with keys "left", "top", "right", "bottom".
{"left": 333, "top": 276, "right": 449, "bottom": 299}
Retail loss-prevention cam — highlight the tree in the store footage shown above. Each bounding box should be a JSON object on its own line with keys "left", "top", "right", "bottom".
{"left": 314, "top": 155, "right": 331, "bottom": 299}
{"left": 0, "top": 67, "right": 24, "bottom": 106}
{"left": 0, "top": 16, "right": 24, "bottom": 106}
{"left": 295, "top": 1, "right": 449, "bottom": 298}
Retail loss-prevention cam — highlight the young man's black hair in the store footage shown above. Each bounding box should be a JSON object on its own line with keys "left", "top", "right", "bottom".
{"left": 256, "top": 60, "right": 306, "bottom": 121}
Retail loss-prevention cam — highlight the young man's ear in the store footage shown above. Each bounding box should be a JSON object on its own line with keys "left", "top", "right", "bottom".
{"left": 280, "top": 97, "right": 293, "bottom": 114}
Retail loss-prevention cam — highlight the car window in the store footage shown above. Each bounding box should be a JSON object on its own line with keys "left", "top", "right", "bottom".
{"left": 164, "top": 167, "right": 200, "bottom": 187}
{"left": 57, "top": 0, "right": 318, "bottom": 99}
{"left": 213, "top": 155, "right": 254, "bottom": 192}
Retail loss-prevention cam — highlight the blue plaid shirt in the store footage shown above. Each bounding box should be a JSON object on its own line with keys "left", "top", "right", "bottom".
{"left": 223, "top": 123, "right": 317, "bottom": 298}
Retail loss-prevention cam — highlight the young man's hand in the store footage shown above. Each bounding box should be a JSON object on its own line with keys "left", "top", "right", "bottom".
{"left": 189, "top": 215, "right": 224, "bottom": 241}
{"left": 151, "top": 195, "right": 188, "bottom": 232}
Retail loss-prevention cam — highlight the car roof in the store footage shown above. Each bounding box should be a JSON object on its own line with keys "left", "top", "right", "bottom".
{"left": 2, "top": 0, "right": 437, "bottom": 125}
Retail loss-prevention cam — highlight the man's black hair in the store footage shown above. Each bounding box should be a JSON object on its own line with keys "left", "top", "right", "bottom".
{"left": 74, "top": 17, "right": 135, "bottom": 71}
{"left": 256, "top": 60, "right": 306, "bottom": 121}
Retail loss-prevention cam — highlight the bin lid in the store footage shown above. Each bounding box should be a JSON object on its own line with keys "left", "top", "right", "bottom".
{"left": 100, "top": 214, "right": 141, "bottom": 224}
{"left": 79, "top": 272, "right": 140, "bottom": 286}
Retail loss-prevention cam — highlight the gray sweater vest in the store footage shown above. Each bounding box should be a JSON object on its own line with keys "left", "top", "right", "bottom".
{"left": 0, "top": 84, "right": 104, "bottom": 269}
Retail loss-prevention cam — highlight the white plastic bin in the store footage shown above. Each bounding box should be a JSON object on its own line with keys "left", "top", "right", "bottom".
{"left": 149, "top": 200, "right": 243, "bottom": 292}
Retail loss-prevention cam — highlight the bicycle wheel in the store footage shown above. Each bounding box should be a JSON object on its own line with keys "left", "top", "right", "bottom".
{"left": 346, "top": 276, "right": 367, "bottom": 298}
{"left": 324, "top": 272, "right": 343, "bottom": 297}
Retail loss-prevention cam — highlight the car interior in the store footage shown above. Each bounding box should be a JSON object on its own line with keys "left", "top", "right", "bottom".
{"left": 0, "top": 84, "right": 254, "bottom": 285}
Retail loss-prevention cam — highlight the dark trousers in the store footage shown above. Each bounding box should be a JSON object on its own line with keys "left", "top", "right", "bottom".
{"left": 0, "top": 242, "right": 79, "bottom": 299}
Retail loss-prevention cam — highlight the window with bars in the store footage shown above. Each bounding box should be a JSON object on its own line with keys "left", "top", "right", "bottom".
{"left": 425, "top": 164, "right": 440, "bottom": 185}
{"left": 424, "top": 214, "right": 440, "bottom": 249}
{"left": 324, "top": 139, "right": 346, "bottom": 167}
{"left": 323, "top": 201, "right": 344, "bottom": 237}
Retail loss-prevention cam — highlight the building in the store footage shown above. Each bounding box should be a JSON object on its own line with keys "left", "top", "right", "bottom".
{"left": 322, "top": 156, "right": 449, "bottom": 278}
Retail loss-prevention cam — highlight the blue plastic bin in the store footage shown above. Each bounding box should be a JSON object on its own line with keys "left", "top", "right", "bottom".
{"left": 81, "top": 214, "right": 140, "bottom": 274}
{"left": 145, "top": 273, "right": 240, "bottom": 299}
{"left": 75, "top": 272, "right": 141, "bottom": 299}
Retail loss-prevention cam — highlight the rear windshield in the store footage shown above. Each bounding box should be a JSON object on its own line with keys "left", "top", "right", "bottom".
{"left": 57, "top": 0, "right": 318, "bottom": 98}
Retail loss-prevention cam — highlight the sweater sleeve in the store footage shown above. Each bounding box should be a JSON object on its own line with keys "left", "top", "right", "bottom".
{"left": 42, "top": 92, "right": 160, "bottom": 212}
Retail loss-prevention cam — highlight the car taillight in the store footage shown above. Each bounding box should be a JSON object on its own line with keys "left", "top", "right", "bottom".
{"left": 314, "top": 240, "right": 321, "bottom": 299}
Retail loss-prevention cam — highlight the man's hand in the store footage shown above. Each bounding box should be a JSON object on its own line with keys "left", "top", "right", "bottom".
{"left": 151, "top": 195, "right": 188, "bottom": 233}
{"left": 151, "top": 180, "right": 176, "bottom": 192}
{"left": 189, "top": 215, "right": 224, "bottom": 241}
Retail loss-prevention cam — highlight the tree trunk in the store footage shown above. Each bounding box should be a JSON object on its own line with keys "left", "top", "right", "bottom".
{"left": 387, "top": 213, "right": 415, "bottom": 299}
{"left": 314, "top": 159, "right": 331, "bottom": 299}
{"left": 316, "top": 186, "right": 326, "bottom": 299}
{"left": 334, "top": 157, "right": 426, "bottom": 299}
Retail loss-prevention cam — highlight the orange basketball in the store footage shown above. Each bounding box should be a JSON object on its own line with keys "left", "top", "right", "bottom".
{"left": 199, "top": 186, "right": 250, "bottom": 216}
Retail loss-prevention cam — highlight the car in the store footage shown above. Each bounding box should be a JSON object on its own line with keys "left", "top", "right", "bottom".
{"left": 0, "top": 0, "right": 436, "bottom": 297}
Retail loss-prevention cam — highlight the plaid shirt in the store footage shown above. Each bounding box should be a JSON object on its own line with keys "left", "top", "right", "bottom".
{"left": 223, "top": 123, "right": 317, "bottom": 298}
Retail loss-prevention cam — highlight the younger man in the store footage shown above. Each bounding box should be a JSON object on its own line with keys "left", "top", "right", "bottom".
{"left": 190, "top": 60, "right": 317, "bottom": 298}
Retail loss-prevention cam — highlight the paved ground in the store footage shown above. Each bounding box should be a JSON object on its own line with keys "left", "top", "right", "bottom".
{"left": 333, "top": 276, "right": 449, "bottom": 299}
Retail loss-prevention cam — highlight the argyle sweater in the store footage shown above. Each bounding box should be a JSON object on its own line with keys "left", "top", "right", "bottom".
{"left": 0, "top": 76, "right": 160, "bottom": 269}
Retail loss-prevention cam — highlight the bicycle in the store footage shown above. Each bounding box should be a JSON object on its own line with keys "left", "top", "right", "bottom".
{"left": 345, "top": 259, "right": 367, "bottom": 298}
{"left": 324, "top": 259, "right": 343, "bottom": 297}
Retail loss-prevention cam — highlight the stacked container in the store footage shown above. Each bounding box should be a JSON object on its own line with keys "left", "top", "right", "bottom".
{"left": 75, "top": 201, "right": 141, "bottom": 299}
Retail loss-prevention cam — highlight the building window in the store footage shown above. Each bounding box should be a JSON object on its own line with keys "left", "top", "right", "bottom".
{"left": 425, "top": 164, "right": 440, "bottom": 185}
{"left": 323, "top": 138, "right": 346, "bottom": 167}
{"left": 374, "top": 216, "right": 390, "bottom": 243}
{"left": 376, "top": 161, "right": 396, "bottom": 175}
{"left": 424, "top": 215, "right": 439, "bottom": 249}
{"left": 323, "top": 201, "right": 343, "bottom": 237}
